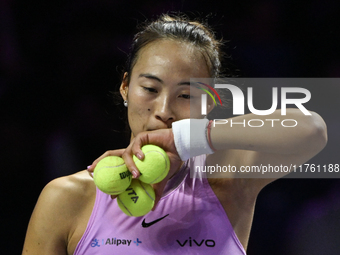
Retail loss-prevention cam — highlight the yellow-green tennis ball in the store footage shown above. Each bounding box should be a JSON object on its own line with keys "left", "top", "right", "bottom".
{"left": 133, "top": 144, "right": 170, "bottom": 184}
{"left": 117, "top": 179, "right": 155, "bottom": 217}
{"left": 93, "top": 156, "right": 132, "bottom": 195}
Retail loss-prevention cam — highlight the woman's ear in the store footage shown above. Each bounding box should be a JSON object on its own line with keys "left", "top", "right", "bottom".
{"left": 120, "top": 72, "right": 129, "bottom": 101}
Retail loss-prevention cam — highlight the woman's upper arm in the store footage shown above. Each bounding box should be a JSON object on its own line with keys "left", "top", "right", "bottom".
{"left": 22, "top": 176, "right": 81, "bottom": 255}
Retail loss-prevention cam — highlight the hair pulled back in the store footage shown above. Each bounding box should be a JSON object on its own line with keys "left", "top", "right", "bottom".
{"left": 125, "top": 14, "right": 223, "bottom": 80}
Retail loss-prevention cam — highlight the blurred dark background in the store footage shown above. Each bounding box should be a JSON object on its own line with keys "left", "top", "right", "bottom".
{"left": 1, "top": 0, "right": 340, "bottom": 254}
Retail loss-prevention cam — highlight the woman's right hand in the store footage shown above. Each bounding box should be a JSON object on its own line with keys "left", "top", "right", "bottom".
{"left": 120, "top": 128, "right": 183, "bottom": 210}
{"left": 87, "top": 128, "right": 183, "bottom": 208}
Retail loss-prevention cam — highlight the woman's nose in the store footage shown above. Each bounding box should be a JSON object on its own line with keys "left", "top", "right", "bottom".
{"left": 153, "top": 96, "right": 175, "bottom": 124}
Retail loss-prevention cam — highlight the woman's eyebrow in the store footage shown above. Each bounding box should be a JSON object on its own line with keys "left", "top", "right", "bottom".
{"left": 139, "top": 73, "right": 163, "bottom": 83}
{"left": 138, "top": 73, "right": 190, "bottom": 86}
{"left": 178, "top": 81, "right": 191, "bottom": 86}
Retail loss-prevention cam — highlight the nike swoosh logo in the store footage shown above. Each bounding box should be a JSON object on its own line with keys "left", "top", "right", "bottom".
{"left": 141, "top": 214, "right": 169, "bottom": 228}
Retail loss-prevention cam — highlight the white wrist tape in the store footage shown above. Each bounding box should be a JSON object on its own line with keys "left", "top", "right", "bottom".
{"left": 172, "top": 119, "right": 215, "bottom": 161}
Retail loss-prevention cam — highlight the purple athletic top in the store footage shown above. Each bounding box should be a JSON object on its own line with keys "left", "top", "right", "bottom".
{"left": 74, "top": 155, "right": 247, "bottom": 255}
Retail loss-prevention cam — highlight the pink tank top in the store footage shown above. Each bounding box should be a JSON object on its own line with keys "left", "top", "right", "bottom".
{"left": 74, "top": 155, "right": 246, "bottom": 254}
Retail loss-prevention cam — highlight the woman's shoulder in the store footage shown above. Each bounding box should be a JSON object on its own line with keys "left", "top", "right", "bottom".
{"left": 23, "top": 171, "right": 96, "bottom": 254}
{"left": 45, "top": 170, "right": 95, "bottom": 197}
{"left": 41, "top": 170, "right": 96, "bottom": 217}
{"left": 38, "top": 170, "right": 96, "bottom": 223}
{"left": 39, "top": 171, "right": 94, "bottom": 205}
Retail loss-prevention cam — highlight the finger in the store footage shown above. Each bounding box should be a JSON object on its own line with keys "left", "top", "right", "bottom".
{"left": 121, "top": 146, "right": 140, "bottom": 179}
{"left": 131, "top": 132, "right": 149, "bottom": 160}
{"left": 87, "top": 166, "right": 94, "bottom": 178}
{"left": 121, "top": 132, "right": 157, "bottom": 178}
{"left": 87, "top": 149, "right": 126, "bottom": 172}
{"left": 122, "top": 131, "right": 156, "bottom": 176}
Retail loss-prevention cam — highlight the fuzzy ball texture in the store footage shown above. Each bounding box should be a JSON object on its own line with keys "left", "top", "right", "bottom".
{"left": 93, "top": 156, "right": 132, "bottom": 195}
{"left": 117, "top": 179, "right": 155, "bottom": 217}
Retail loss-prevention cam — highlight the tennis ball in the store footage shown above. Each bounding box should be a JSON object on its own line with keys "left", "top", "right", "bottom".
{"left": 133, "top": 144, "right": 170, "bottom": 184}
{"left": 117, "top": 179, "right": 155, "bottom": 217}
{"left": 93, "top": 156, "right": 132, "bottom": 195}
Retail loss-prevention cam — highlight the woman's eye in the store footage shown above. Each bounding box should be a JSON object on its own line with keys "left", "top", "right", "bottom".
{"left": 143, "top": 87, "right": 157, "bottom": 93}
{"left": 180, "top": 94, "right": 191, "bottom": 99}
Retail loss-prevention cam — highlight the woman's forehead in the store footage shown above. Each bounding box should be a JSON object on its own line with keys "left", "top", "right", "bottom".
{"left": 131, "top": 39, "right": 210, "bottom": 78}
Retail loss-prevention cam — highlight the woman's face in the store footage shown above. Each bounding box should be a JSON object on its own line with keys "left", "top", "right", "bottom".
{"left": 120, "top": 39, "right": 212, "bottom": 137}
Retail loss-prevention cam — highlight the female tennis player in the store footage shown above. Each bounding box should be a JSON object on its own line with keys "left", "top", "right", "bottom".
{"left": 23, "top": 14, "right": 327, "bottom": 255}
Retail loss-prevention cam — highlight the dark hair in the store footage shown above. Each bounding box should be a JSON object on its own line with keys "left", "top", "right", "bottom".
{"left": 124, "top": 14, "right": 224, "bottom": 82}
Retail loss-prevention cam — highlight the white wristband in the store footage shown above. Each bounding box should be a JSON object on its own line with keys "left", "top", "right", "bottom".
{"left": 172, "top": 119, "right": 215, "bottom": 161}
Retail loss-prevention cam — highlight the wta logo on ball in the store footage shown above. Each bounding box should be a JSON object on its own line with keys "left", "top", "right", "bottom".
{"left": 195, "top": 78, "right": 312, "bottom": 128}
